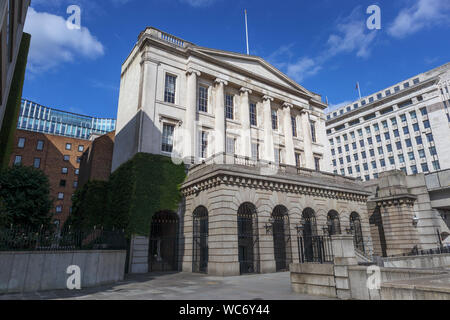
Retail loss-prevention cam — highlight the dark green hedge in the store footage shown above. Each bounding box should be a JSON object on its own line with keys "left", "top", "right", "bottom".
{"left": 0, "top": 33, "right": 31, "bottom": 169}
{"left": 70, "top": 153, "right": 187, "bottom": 236}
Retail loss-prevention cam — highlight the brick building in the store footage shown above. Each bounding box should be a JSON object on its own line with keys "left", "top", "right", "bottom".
{"left": 10, "top": 129, "right": 90, "bottom": 226}
{"left": 78, "top": 131, "right": 115, "bottom": 187}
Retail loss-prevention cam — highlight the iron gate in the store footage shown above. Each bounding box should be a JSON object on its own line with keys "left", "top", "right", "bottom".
{"left": 272, "top": 206, "right": 292, "bottom": 272}
{"left": 238, "top": 203, "right": 260, "bottom": 275}
{"left": 148, "top": 211, "right": 179, "bottom": 272}
{"left": 298, "top": 236, "right": 334, "bottom": 264}
{"left": 350, "top": 212, "right": 365, "bottom": 253}
{"left": 192, "top": 207, "right": 208, "bottom": 273}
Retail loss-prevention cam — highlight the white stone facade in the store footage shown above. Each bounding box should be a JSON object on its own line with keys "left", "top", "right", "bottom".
{"left": 326, "top": 63, "right": 450, "bottom": 181}
{"left": 112, "top": 27, "right": 330, "bottom": 173}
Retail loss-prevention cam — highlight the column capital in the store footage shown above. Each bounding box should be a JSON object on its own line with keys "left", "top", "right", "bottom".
{"left": 262, "top": 95, "right": 274, "bottom": 102}
{"left": 240, "top": 87, "right": 253, "bottom": 95}
{"left": 214, "top": 78, "right": 228, "bottom": 86}
{"left": 282, "top": 102, "right": 293, "bottom": 110}
{"left": 186, "top": 68, "right": 201, "bottom": 77}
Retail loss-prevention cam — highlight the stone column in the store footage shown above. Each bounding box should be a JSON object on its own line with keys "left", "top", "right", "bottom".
{"left": 185, "top": 69, "right": 201, "bottom": 161}
{"left": 300, "top": 110, "right": 314, "bottom": 169}
{"left": 282, "top": 103, "right": 296, "bottom": 166}
{"left": 138, "top": 50, "right": 160, "bottom": 154}
{"left": 262, "top": 95, "right": 275, "bottom": 163}
{"left": 240, "top": 88, "right": 253, "bottom": 158}
{"left": 214, "top": 78, "right": 228, "bottom": 156}
{"left": 331, "top": 234, "right": 358, "bottom": 300}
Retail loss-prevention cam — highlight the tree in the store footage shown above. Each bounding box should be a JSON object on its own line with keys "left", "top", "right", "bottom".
{"left": 0, "top": 165, "right": 53, "bottom": 228}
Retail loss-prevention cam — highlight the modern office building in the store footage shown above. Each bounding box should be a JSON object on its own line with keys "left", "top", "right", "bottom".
{"left": 18, "top": 99, "right": 116, "bottom": 139}
{"left": 10, "top": 100, "right": 116, "bottom": 226}
{"left": 113, "top": 27, "right": 372, "bottom": 275}
{"left": 0, "top": 1, "right": 30, "bottom": 131}
{"left": 326, "top": 63, "right": 450, "bottom": 181}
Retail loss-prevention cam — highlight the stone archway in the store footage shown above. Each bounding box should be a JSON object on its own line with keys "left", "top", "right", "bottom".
{"left": 237, "top": 202, "right": 260, "bottom": 275}
{"left": 350, "top": 212, "right": 365, "bottom": 253}
{"left": 327, "top": 210, "right": 341, "bottom": 235}
{"left": 192, "top": 206, "right": 208, "bottom": 273}
{"left": 272, "top": 205, "right": 292, "bottom": 272}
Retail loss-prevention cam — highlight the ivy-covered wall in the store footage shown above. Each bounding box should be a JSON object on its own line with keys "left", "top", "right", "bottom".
{"left": 71, "top": 153, "right": 187, "bottom": 237}
{"left": 0, "top": 33, "right": 31, "bottom": 169}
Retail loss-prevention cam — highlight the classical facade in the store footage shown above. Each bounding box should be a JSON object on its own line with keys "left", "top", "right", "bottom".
{"left": 114, "top": 28, "right": 373, "bottom": 276}
{"left": 326, "top": 63, "right": 450, "bottom": 181}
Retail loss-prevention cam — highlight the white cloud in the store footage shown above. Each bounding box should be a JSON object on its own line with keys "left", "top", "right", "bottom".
{"left": 388, "top": 0, "right": 450, "bottom": 38}
{"left": 286, "top": 58, "right": 322, "bottom": 83}
{"left": 24, "top": 8, "right": 104, "bottom": 73}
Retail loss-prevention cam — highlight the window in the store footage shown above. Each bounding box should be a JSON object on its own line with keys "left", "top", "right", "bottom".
{"left": 400, "top": 114, "right": 407, "bottom": 122}
{"left": 410, "top": 111, "right": 417, "bottom": 119}
{"left": 333, "top": 160, "right": 337, "bottom": 167}
{"left": 78, "top": 145, "right": 84, "bottom": 152}
{"left": 343, "top": 134, "right": 348, "bottom": 141}
{"left": 403, "top": 126, "right": 409, "bottom": 135}
{"left": 354, "top": 154, "right": 359, "bottom": 161}
{"left": 60, "top": 180, "right": 66, "bottom": 187}
{"left": 419, "top": 149, "right": 426, "bottom": 158}
{"left": 373, "top": 124, "right": 379, "bottom": 132}
{"left": 432, "top": 160, "right": 441, "bottom": 171}
{"left": 161, "top": 123, "right": 175, "bottom": 153}
{"left": 62, "top": 168, "right": 68, "bottom": 174}
{"left": 413, "top": 78, "right": 420, "bottom": 85}
{"left": 378, "top": 147, "right": 384, "bottom": 155}
{"left": 341, "top": 169, "right": 345, "bottom": 175}
{"left": 291, "top": 116, "right": 297, "bottom": 137}
{"left": 250, "top": 103, "right": 257, "bottom": 126}
{"left": 338, "top": 147, "right": 342, "bottom": 154}
{"left": 77, "top": 157, "right": 81, "bottom": 164}
{"left": 363, "top": 163, "right": 369, "bottom": 171}
{"left": 423, "top": 120, "right": 430, "bottom": 129}
{"left": 329, "top": 139, "right": 334, "bottom": 146}
{"left": 348, "top": 167, "right": 353, "bottom": 175}
{"left": 398, "top": 154, "right": 405, "bottom": 163}
{"left": 400, "top": 168, "right": 407, "bottom": 175}
{"left": 56, "top": 206, "right": 63, "bottom": 214}
{"left": 339, "top": 158, "right": 344, "bottom": 165}
{"left": 14, "top": 156, "right": 22, "bottom": 165}
{"left": 225, "top": 94, "right": 234, "bottom": 120}
{"left": 33, "top": 158, "right": 41, "bottom": 169}
{"left": 421, "top": 163, "right": 429, "bottom": 173}
{"left": 198, "top": 86, "right": 208, "bottom": 112}
{"left": 404, "top": 82, "right": 410, "bottom": 89}
{"left": 411, "top": 165, "right": 418, "bottom": 174}
{"left": 377, "top": 93, "right": 383, "bottom": 100}
{"left": 295, "top": 153, "right": 301, "bottom": 168}
{"left": 271, "top": 110, "right": 278, "bottom": 130}
{"left": 359, "top": 140, "right": 365, "bottom": 148}
{"left": 429, "top": 146, "right": 437, "bottom": 156}
{"left": 391, "top": 118, "right": 397, "bottom": 126}
{"left": 18, "top": 138, "right": 25, "bottom": 148}
{"left": 336, "top": 137, "right": 341, "bottom": 144}
{"left": 73, "top": 181, "right": 78, "bottom": 188}
{"left": 408, "top": 152, "right": 415, "bottom": 161}
{"left": 199, "top": 131, "right": 208, "bottom": 158}
{"left": 365, "top": 175, "right": 370, "bottom": 181}
{"left": 352, "top": 142, "right": 357, "bottom": 150}
{"left": 413, "top": 123, "right": 420, "bottom": 132}
{"left": 331, "top": 149, "right": 335, "bottom": 156}
{"left": 420, "top": 108, "right": 428, "bottom": 116}
{"left": 384, "top": 132, "right": 390, "bottom": 140}
{"left": 164, "top": 74, "right": 176, "bottom": 104}
{"left": 370, "top": 149, "right": 375, "bottom": 157}
{"left": 385, "top": 90, "right": 391, "bottom": 96}
{"left": 382, "top": 121, "right": 388, "bottom": 129}
{"left": 396, "top": 141, "right": 402, "bottom": 150}
{"left": 358, "top": 129, "right": 363, "bottom": 137}
{"left": 394, "top": 129, "right": 400, "bottom": 138}
{"left": 387, "top": 144, "right": 393, "bottom": 152}
{"left": 314, "top": 157, "right": 321, "bottom": 172}
{"left": 356, "top": 165, "right": 361, "bottom": 173}
{"left": 389, "top": 157, "right": 395, "bottom": 165}
{"left": 58, "top": 193, "right": 64, "bottom": 200}
{"left": 394, "top": 86, "right": 400, "bottom": 92}
{"left": 64, "top": 155, "right": 70, "bottom": 162}
{"left": 380, "top": 159, "right": 386, "bottom": 167}
{"left": 368, "top": 137, "right": 373, "bottom": 145}
{"left": 37, "top": 140, "right": 44, "bottom": 151}
{"left": 345, "top": 145, "right": 349, "bottom": 152}
{"left": 75, "top": 169, "right": 79, "bottom": 175}
{"left": 346, "top": 155, "right": 351, "bottom": 163}
{"left": 350, "top": 132, "right": 355, "bottom": 139}
{"left": 310, "top": 121, "right": 317, "bottom": 143}
{"left": 226, "top": 137, "right": 236, "bottom": 154}
{"left": 405, "top": 139, "right": 412, "bottom": 148}
{"left": 362, "top": 151, "right": 367, "bottom": 159}
{"left": 274, "top": 148, "right": 281, "bottom": 164}
{"left": 426, "top": 133, "right": 434, "bottom": 143}
{"left": 65, "top": 143, "right": 72, "bottom": 150}
{"left": 416, "top": 136, "right": 423, "bottom": 145}
{"left": 365, "top": 127, "right": 371, "bottom": 134}
{"left": 376, "top": 135, "right": 381, "bottom": 143}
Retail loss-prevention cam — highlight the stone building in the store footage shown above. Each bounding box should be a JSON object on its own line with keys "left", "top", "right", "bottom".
{"left": 113, "top": 27, "right": 374, "bottom": 275}
{"left": 326, "top": 63, "right": 450, "bottom": 181}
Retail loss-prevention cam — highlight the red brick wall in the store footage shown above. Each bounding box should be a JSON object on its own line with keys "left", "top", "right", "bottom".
{"left": 9, "top": 129, "right": 92, "bottom": 225}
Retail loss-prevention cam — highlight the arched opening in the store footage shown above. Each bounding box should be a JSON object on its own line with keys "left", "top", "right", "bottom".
{"left": 272, "top": 205, "right": 292, "bottom": 272}
{"left": 192, "top": 206, "right": 208, "bottom": 273}
{"left": 327, "top": 210, "right": 341, "bottom": 235}
{"left": 350, "top": 212, "right": 365, "bottom": 253}
{"left": 237, "top": 203, "right": 260, "bottom": 275}
{"left": 300, "top": 208, "right": 318, "bottom": 262}
{"left": 148, "top": 210, "right": 179, "bottom": 272}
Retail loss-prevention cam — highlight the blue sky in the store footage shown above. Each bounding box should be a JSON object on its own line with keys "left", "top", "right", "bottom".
{"left": 23, "top": 0, "right": 450, "bottom": 118}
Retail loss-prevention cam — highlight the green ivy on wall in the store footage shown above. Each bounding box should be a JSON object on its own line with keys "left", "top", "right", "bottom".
{"left": 70, "top": 153, "right": 187, "bottom": 237}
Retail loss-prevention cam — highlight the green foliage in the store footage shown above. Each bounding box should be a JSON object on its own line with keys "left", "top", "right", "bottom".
{"left": 0, "top": 165, "right": 53, "bottom": 228}
{"left": 0, "top": 33, "right": 31, "bottom": 169}
{"left": 69, "top": 153, "right": 187, "bottom": 236}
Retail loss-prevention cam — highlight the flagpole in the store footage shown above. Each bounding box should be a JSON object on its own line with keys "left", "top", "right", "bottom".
{"left": 245, "top": 9, "right": 249, "bottom": 55}
{"left": 357, "top": 82, "right": 362, "bottom": 100}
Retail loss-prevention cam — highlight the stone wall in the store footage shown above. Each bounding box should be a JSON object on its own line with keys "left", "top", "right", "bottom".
{"left": 0, "top": 250, "right": 126, "bottom": 294}
{"left": 382, "top": 253, "right": 450, "bottom": 269}
{"left": 290, "top": 263, "right": 336, "bottom": 298}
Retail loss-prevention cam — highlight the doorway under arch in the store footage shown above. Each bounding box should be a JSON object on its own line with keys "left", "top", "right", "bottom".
{"left": 237, "top": 202, "right": 260, "bottom": 275}
{"left": 272, "top": 205, "right": 292, "bottom": 272}
{"left": 192, "top": 206, "right": 208, "bottom": 273}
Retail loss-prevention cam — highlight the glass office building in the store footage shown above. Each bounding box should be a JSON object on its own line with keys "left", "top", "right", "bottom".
{"left": 17, "top": 99, "right": 116, "bottom": 140}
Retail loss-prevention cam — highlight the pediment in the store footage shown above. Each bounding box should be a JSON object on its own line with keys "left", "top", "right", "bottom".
{"left": 193, "top": 48, "right": 311, "bottom": 96}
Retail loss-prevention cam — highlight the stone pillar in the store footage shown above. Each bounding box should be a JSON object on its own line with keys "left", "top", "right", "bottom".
{"left": 332, "top": 234, "right": 358, "bottom": 300}
{"left": 138, "top": 50, "right": 160, "bottom": 154}
{"left": 185, "top": 69, "right": 200, "bottom": 160}
{"left": 214, "top": 78, "right": 228, "bottom": 155}
{"left": 282, "top": 103, "right": 296, "bottom": 166}
{"left": 262, "top": 95, "right": 275, "bottom": 163}
{"left": 240, "top": 87, "right": 253, "bottom": 158}
{"left": 300, "top": 110, "right": 314, "bottom": 169}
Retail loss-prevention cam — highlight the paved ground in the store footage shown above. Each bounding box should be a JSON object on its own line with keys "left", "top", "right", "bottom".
{"left": 0, "top": 272, "right": 333, "bottom": 300}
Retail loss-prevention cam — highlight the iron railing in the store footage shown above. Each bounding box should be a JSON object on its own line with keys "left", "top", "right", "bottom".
{"left": 298, "top": 236, "right": 334, "bottom": 264}
{"left": 0, "top": 225, "right": 128, "bottom": 252}
{"left": 400, "top": 245, "right": 450, "bottom": 257}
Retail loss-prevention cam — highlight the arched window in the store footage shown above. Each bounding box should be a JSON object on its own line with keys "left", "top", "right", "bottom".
{"left": 301, "top": 208, "right": 317, "bottom": 237}
{"left": 149, "top": 211, "right": 179, "bottom": 272}
{"left": 192, "top": 206, "right": 208, "bottom": 273}
{"left": 272, "top": 205, "right": 292, "bottom": 272}
{"left": 237, "top": 203, "right": 259, "bottom": 275}
{"left": 327, "top": 210, "right": 341, "bottom": 235}
{"left": 350, "top": 212, "right": 365, "bottom": 253}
